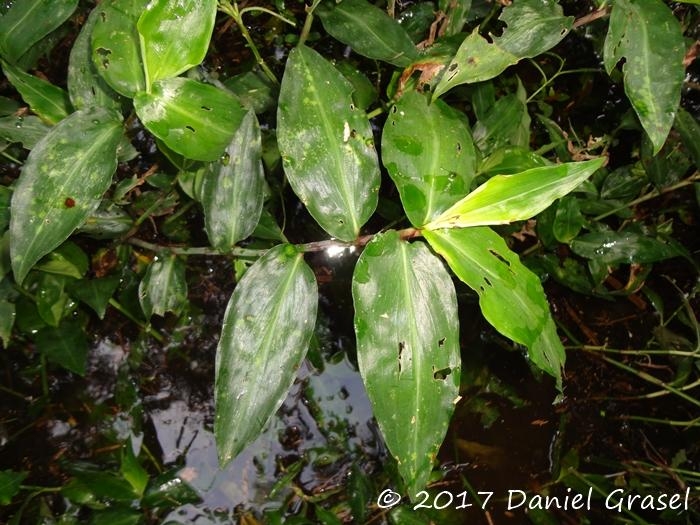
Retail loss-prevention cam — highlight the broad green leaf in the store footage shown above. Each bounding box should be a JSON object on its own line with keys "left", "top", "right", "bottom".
{"left": 77, "top": 203, "right": 133, "bottom": 239}
{"left": 478, "top": 147, "right": 550, "bottom": 177}
{"left": 438, "top": 0, "right": 471, "bottom": 37}
{"left": 472, "top": 82, "right": 530, "bottom": 156}
{"left": 397, "top": 3, "right": 436, "bottom": 44}
{"left": 223, "top": 70, "right": 276, "bottom": 114}
{"left": 570, "top": 231, "right": 690, "bottom": 266}
{"left": 91, "top": 0, "right": 146, "bottom": 98}
{"left": 67, "top": 275, "right": 120, "bottom": 319}
{"left": 352, "top": 231, "right": 460, "bottom": 495}
{"left": 381, "top": 90, "right": 476, "bottom": 226}
{"left": 252, "top": 209, "right": 287, "bottom": 242}
{"left": 215, "top": 244, "right": 317, "bottom": 464}
{"left": 277, "top": 46, "right": 380, "bottom": 241}
{"left": 121, "top": 444, "right": 148, "bottom": 497}
{"left": 425, "top": 158, "right": 605, "bottom": 230}
{"left": 675, "top": 108, "right": 700, "bottom": 168}
{"left": 134, "top": 77, "right": 246, "bottom": 161}
{"left": 34, "top": 242, "right": 88, "bottom": 279}
{"left": 0, "top": 0, "right": 77, "bottom": 64}
{"left": 335, "top": 61, "right": 378, "bottom": 111}
{"left": 0, "top": 115, "right": 51, "bottom": 149}
{"left": 138, "top": 253, "right": 187, "bottom": 318}
{"left": 423, "top": 227, "right": 564, "bottom": 387}
{"left": 433, "top": 0, "right": 573, "bottom": 98}
{"left": 10, "top": 108, "right": 123, "bottom": 284}
{"left": 67, "top": 5, "right": 123, "bottom": 111}
{"left": 317, "top": 0, "right": 419, "bottom": 67}
{"left": 64, "top": 463, "right": 138, "bottom": 501}
{"left": 141, "top": 468, "right": 200, "bottom": 507}
{"left": 35, "top": 320, "right": 87, "bottom": 375}
{"left": 1, "top": 60, "right": 72, "bottom": 124}
{"left": 603, "top": 0, "right": 685, "bottom": 153}
{"left": 201, "top": 111, "right": 264, "bottom": 251}
{"left": 137, "top": 0, "right": 217, "bottom": 86}
{"left": 553, "top": 196, "right": 583, "bottom": 243}
{"left": 36, "top": 273, "right": 71, "bottom": 327}
{"left": 0, "top": 300, "right": 14, "bottom": 348}
{"left": 0, "top": 470, "right": 27, "bottom": 505}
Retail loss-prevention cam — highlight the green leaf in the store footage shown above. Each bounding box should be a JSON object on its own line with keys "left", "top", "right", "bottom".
{"left": 67, "top": 5, "right": 123, "bottom": 111}
{"left": 0, "top": 300, "right": 15, "bottom": 348}
{"left": 121, "top": 444, "right": 148, "bottom": 497}
{"left": 1, "top": 60, "right": 72, "bottom": 124}
{"left": 675, "top": 108, "right": 700, "bottom": 168}
{"left": 478, "top": 146, "right": 551, "bottom": 177}
{"left": 68, "top": 275, "right": 120, "bottom": 319}
{"left": 0, "top": 470, "right": 27, "bottom": 505}
{"left": 91, "top": 0, "right": 146, "bottom": 98}
{"left": 141, "top": 468, "right": 200, "bottom": 507}
{"left": 34, "top": 241, "right": 89, "bottom": 279}
{"left": 134, "top": 77, "right": 246, "bottom": 161}
{"left": 438, "top": 0, "right": 471, "bottom": 37}
{"left": 201, "top": 111, "right": 264, "bottom": 251}
{"left": 553, "top": 196, "right": 583, "bottom": 244}
{"left": 352, "top": 231, "right": 460, "bottom": 495}
{"left": 137, "top": 0, "right": 217, "bottom": 86}
{"left": 35, "top": 320, "right": 88, "bottom": 375}
{"left": 317, "top": 0, "right": 419, "bottom": 67}
{"left": 138, "top": 253, "right": 187, "bottom": 318}
{"left": 10, "top": 108, "right": 123, "bottom": 284}
{"left": 0, "top": 0, "right": 77, "bottom": 64}
{"left": 425, "top": 158, "right": 605, "bottom": 230}
{"left": 433, "top": 0, "right": 573, "bottom": 98}
{"left": 570, "top": 231, "right": 690, "bottom": 266}
{"left": 277, "top": 46, "right": 380, "bottom": 241}
{"left": 473, "top": 86, "right": 530, "bottom": 156}
{"left": 215, "top": 244, "right": 317, "bottom": 464}
{"left": 423, "top": 227, "right": 564, "bottom": 388}
{"left": 381, "top": 90, "right": 476, "bottom": 227}
{"left": 603, "top": 0, "right": 685, "bottom": 153}
{"left": 36, "top": 273, "right": 71, "bottom": 327}
{"left": 223, "top": 70, "right": 277, "bottom": 114}
{"left": 0, "top": 115, "right": 51, "bottom": 149}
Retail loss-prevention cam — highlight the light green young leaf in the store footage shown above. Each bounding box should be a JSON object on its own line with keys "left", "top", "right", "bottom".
{"left": 0, "top": 0, "right": 77, "bottom": 64}
{"left": 201, "top": 111, "right": 264, "bottom": 251}
{"left": 423, "top": 227, "right": 564, "bottom": 388}
{"left": 603, "top": 0, "right": 685, "bottom": 154}
{"left": 91, "top": 0, "right": 146, "bottom": 98}
{"left": 433, "top": 0, "right": 573, "bottom": 98}
{"left": 317, "top": 0, "right": 419, "bottom": 67}
{"left": 36, "top": 273, "right": 71, "bottom": 327}
{"left": 10, "top": 108, "right": 123, "bottom": 284}
{"left": 215, "top": 244, "right": 317, "bottom": 464}
{"left": 277, "top": 46, "right": 380, "bottom": 241}
{"left": 134, "top": 77, "right": 246, "bottom": 161}
{"left": 138, "top": 253, "right": 187, "bottom": 318}
{"left": 137, "top": 0, "right": 217, "bottom": 86}
{"left": 68, "top": 5, "right": 123, "bottom": 111}
{"left": 1, "top": 60, "right": 72, "bottom": 124}
{"left": 121, "top": 444, "right": 148, "bottom": 497}
{"left": 381, "top": 90, "right": 476, "bottom": 227}
{"left": 425, "top": 158, "right": 605, "bottom": 230}
{"left": 0, "top": 115, "right": 51, "bottom": 149}
{"left": 352, "top": 231, "right": 460, "bottom": 496}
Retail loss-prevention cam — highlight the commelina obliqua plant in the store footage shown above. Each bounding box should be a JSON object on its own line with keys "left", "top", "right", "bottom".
{"left": 0, "top": 0, "right": 692, "bottom": 496}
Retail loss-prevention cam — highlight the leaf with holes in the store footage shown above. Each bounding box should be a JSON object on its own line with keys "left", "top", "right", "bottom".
{"left": 317, "top": 0, "right": 419, "bottom": 67}
{"left": 424, "top": 227, "right": 564, "bottom": 388}
{"left": 425, "top": 158, "right": 605, "bottom": 230}
{"left": 201, "top": 111, "right": 265, "bottom": 251}
{"left": 134, "top": 77, "right": 247, "bottom": 161}
{"left": 138, "top": 253, "right": 188, "bottom": 318}
{"left": 352, "top": 231, "right": 460, "bottom": 496}
{"left": 137, "top": 0, "right": 217, "bottom": 86}
{"left": 215, "top": 244, "right": 317, "bottom": 463}
{"left": 604, "top": 0, "right": 685, "bottom": 153}
{"left": 381, "top": 90, "right": 476, "bottom": 227}
{"left": 278, "top": 46, "right": 380, "bottom": 241}
{"left": 91, "top": 0, "right": 146, "bottom": 98}
{"left": 10, "top": 108, "right": 123, "bottom": 284}
{"left": 433, "top": 0, "right": 573, "bottom": 98}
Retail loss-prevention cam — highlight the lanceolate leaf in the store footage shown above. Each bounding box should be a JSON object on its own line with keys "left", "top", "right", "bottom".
{"left": 570, "top": 231, "right": 692, "bottom": 266}
{"left": 352, "top": 231, "right": 460, "bottom": 495}
{"left": 381, "top": 90, "right": 476, "bottom": 227}
{"left": 216, "top": 245, "right": 317, "bottom": 464}
{"left": 278, "top": 46, "right": 380, "bottom": 241}
{"left": 604, "top": 0, "right": 685, "bottom": 154}
{"left": 1, "top": 60, "right": 72, "bottom": 125}
{"left": 134, "top": 77, "right": 246, "bottom": 161}
{"left": 433, "top": 0, "right": 573, "bottom": 98}
{"left": 137, "top": 0, "right": 217, "bottom": 86}
{"left": 425, "top": 158, "right": 605, "bottom": 230}
{"left": 317, "top": 0, "right": 419, "bottom": 67}
{"left": 0, "top": 0, "right": 78, "bottom": 64}
{"left": 10, "top": 108, "right": 123, "bottom": 284}
{"left": 138, "top": 253, "right": 187, "bottom": 318}
{"left": 423, "top": 227, "right": 564, "bottom": 388}
{"left": 201, "top": 111, "right": 264, "bottom": 251}
{"left": 91, "top": 0, "right": 146, "bottom": 98}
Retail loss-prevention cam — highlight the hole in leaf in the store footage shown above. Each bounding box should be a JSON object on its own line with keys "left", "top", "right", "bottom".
{"left": 201, "top": 105, "right": 212, "bottom": 111}
{"left": 433, "top": 366, "right": 451, "bottom": 380}
{"left": 448, "top": 63, "right": 457, "bottom": 71}
{"left": 398, "top": 341, "right": 405, "bottom": 371}
{"left": 391, "top": 105, "right": 398, "bottom": 114}
{"left": 438, "top": 337, "right": 445, "bottom": 348}
{"left": 456, "top": 142, "right": 462, "bottom": 153}
{"left": 484, "top": 276, "right": 492, "bottom": 287}
{"left": 349, "top": 103, "right": 355, "bottom": 111}
{"left": 185, "top": 125, "right": 196, "bottom": 133}
{"left": 96, "top": 48, "right": 111, "bottom": 69}
{"left": 337, "top": 219, "right": 344, "bottom": 225}
{"left": 488, "top": 249, "right": 511, "bottom": 267}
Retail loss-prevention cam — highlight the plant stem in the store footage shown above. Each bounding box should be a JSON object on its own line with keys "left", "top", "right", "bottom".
{"left": 572, "top": 7, "right": 611, "bottom": 29}
{"left": 570, "top": 344, "right": 699, "bottom": 358}
{"left": 298, "top": 0, "right": 322, "bottom": 47}
{"left": 107, "top": 298, "right": 165, "bottom": 343}
{"left": 593, "top": 171, "right": 700, "bottom": 221}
